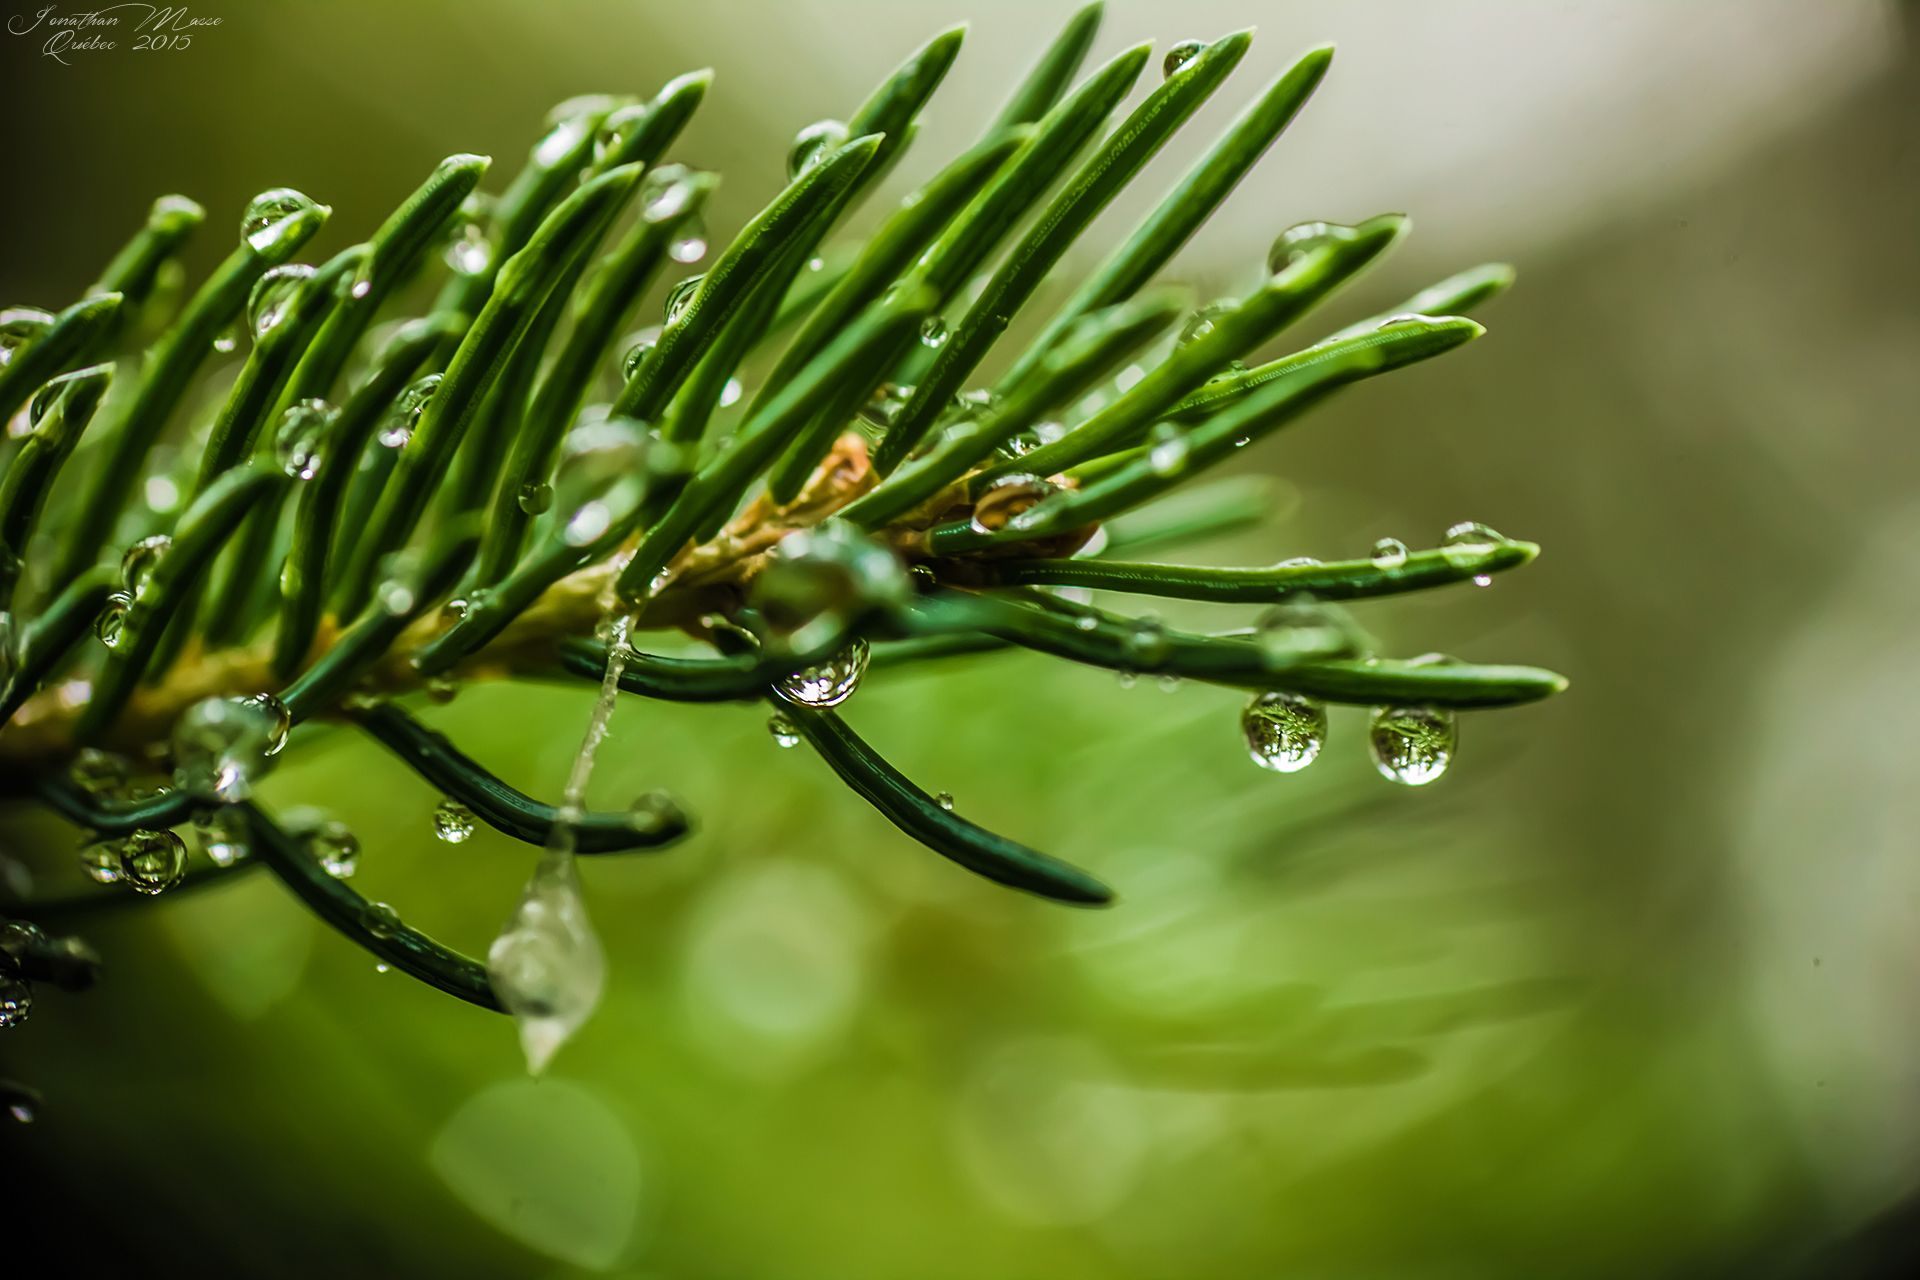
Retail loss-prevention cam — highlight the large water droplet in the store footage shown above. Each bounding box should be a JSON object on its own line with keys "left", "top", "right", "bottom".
{"left": 1242, "top": 691, "right": 1327, "bottom": 773}
{"left": 119, "top": 535, "right": 172, "bottom": 597}
{"left": 118, "top": 829, "right": 188, "bottom": 895}
{"left": 517, "top": 482, "right": 553, "bottom": 515}
{"left": 302, "top": 818, "right": 361, "bottom": 879}
{"left": 239, "top": 188, "right": 317, "bottom": 252}
{"left": 1369, "top": 536, "right": 1409, "bottom": 570}
{"left": 1122, "top": 616, "right": 1171, "bottom": 670}
{"left": 361, "top": 901, "right": 401, "bottom": 938}
{"left": 273, "top": 398, "right": 338, "bottom": 480}
{"left": 788, "top": 119, "right": 851, "bottom": 180}
{"left": 488, "top": 852, "right": 606, "bottom": 1075}
{"left": 774, "top": 637, "right": 870, "bottom": 708}
{"left": 668, "top": 219, "right": 708, "bottom": 265}
{"left": 246, "top": 263, "right": 315, "bottom": 340}
{"left": 1178, "top": 300, "right": 1237, "bottom": 347}
{"left": 752, "top": 522, "right": 908, "bottom": 653}
{"left": 553, "top": 418, "right": 657, "bottom": 547}
{"left": 171, "top": 697, "right": 279, "bottom": 802}
{"left": 919, "top": 315, "right": 949, "bottom": 349}
{"left": 1162, "top": 39, "right": 1207, "bottom": 79}
{"left": 433, "top": 799, "right": 476, "bottom": 844}
{"left": 1368, "top": 706, "right": 1456, "bottom": 785}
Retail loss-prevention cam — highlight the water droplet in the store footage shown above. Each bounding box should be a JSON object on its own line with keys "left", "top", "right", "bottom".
{"left": 1178, "top": 300, "right": 1237, "bottom": 347}
{"left": 426, "top": 673, "right": 461, "bottom": 704}
{"left": 118, "top": 829, "right": 188, "bottom": 895}
{"left": 1242, "top": 691, "right": 1327, "bottom": 773}
{"left": 1276, "top": 556, "right": 1321, "bottom": 569}
{"left": 1442, "top": 520, "right": 1504, "bottom": 554}
{"left": 859, "top": 382, "right": 912, "bottom": 430}
{"left": 1267, "top": 220, "right": 1380, "bottom": 276}
{"left": 1376, "top": 313, "right": 1429, "bottom": 330}
{"left": 969, "top": 473, "right": 1055, "bottom": 536}
{"left": 378, "top": 373, "right": 440, "bottom": 449}
{"left": 788, "top": 119, "right": 851, "bottom": 180}
{"left": 639, "top": 163, "right": 697, "bottom": 223}
{"left": 1368, "top": 706, "right": 1456, "bottom": 785}
{"left": 239, "top": 692, "right": 292, "bottom": 756}
{"left": 517, "top": 482, "right": 553, "bottom": 515}
{"left": 664, "top": 275, "right": 703, "bottom": 324}
{"left": 302, "top": 819, "right": 360, "bottom": 878}
{"left": 591, "top": 103, "right": 649, "bottom": 164}
{"left": 95, "top": 591, "right": 132, "bottom": 648}
{"left": 433, "top": 800, "right": 477, "bottom": 844}
{"left": 172, "top": 695, "right": 279, "bottom": 802}
{"left": 273, "top": 398, "right": 338, "bottom": 480}
{"left": 553, "top": 418, "right": 656, "bottom": 547}
{"left": 668, "top": 219, "right": 708, "bottom": 265}
{"left": 68, "top": 748, "right": 131, "bottom": 798}
{"left": 1162, "top": 39, "right": 1207, "bottom": 79}
{"left": 239, "top": 188, "right": 317, "bottom": 252}
{"left": 1147, "top": 424, "right": 1188, "bottom": 477}
{"left": 934, "top": 791, "right": 956, "bottom": 812}
{"left": 119, "top": 534, "right": 172, "bottom": 597}
{"left": 919, "top": 315, "right": 949, "bottom": 349}
{"left": 246, "top": 263, "right": 315, "bottom": 339}
{"left": 532, "top": 110, "right": 595, "bottom": 168}
{"left": 0, "top": 306, "right": 55, "bottom": 372}
{"left": 774, "top": 637, "right": 870, "bottom": 709}
{"left": 78, "top": 838, "right": 122, "bottom": 884}
{"left": 619, "top": 329, "right": 661, "bottom": 381}
{"left": 1473, "top": 574, "right": 1493, "bottom": 588}
{"left": 1122, "top": 616, "right": 1171, "bottom": 670}
{"left": 1369, "top": 537, "right": 1409, "bottom": 570}
{"left": 767, "top": 712, "right": 801, "bottom": 748}
{"left": 0, "top": 920, "right": 44, "bottom": 967}
{"left": 374, "top": 962, "right": 391, "bottom": 974}
{"left": 488, "top": 852, "right": 605, "bottom": 1075}
{"left": 193, "top": 806, "right": 250, "bottom": 867}
{"left": 361, "top": 901, "right": 401, "bottom": 938}
{"left": 445, "top": 221, "right": 493, "bottom": 276}
{"left": 718, "top": 376, "right": 743, "bottom": 408}
{"left": 0, "top": 974, "right": 30, "bottom": 1028}
{"left": 627, "top": 791, "right": 676, "bottom": 834}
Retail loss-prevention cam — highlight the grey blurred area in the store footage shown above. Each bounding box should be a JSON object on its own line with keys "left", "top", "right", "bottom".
{"left": 3, "top": 2, "right": 1919, "bottom": 1276}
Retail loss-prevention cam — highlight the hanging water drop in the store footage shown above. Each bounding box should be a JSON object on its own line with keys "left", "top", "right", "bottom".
{"left": 302, "top": 819, "right": 360, "bottom": 879}
{"left": 212, "top": 324, "right": 239, "bottom": 355}
{"left": 767, "top": 712, "right": 801, "bottom": 748}
{"left": 193, "top": 806, "right": 250, "bottom": 867}
{"left": 273, "top": 398, "right": 337, "bottom": 480}
{"left": 171, "top": 695, "right": 279, "bottom": 801}
{"left": 1242, "top": 691, "right": 1327, "bottom": 773}
{"left": 1368, "top": 706, "right": 1456, "bottom": 785}
{"left": 246, "top": 263, "right": 315, "bottom": 340}
{"left": 1122, "top": 615, "right": 1171, "bottom": 670}
{"left": 119, "top": 535, "right": 172, "bottom": 597}
{"left": 774, "top": 637, "right": 870, "bottom": 709}
{"left": 919, "top": 315, "right": 949, "bottom": 349}
{"left": 95, "top": 591, "right": 132, "bottom": 649}
{"left": 668, "top": 217, "right": 708, "bottom": 265}
{"left": 118, "top": 829, "right": 188, "bottom": 895}
{"left": 78, "top": 838, "right": 122, "bottom": 884}
{"left": 239, "top": 188, "right": 317, "bottom": 252}
{"left": 1162, "top": 39, "right": 1207, "bottom": 79}
{"left": 788, "top": 118, "right": 851, "bottom": 179}
{"left": 433, "top": 799, "right": 476, "bottom": 844}
{"left": 1369, "top": 536, "right": 1409, "bottom": 570}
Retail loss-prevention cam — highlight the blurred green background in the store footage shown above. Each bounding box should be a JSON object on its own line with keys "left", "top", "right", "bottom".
{"left": 3, "top": 1, "right": 1918, "bottom": 1275}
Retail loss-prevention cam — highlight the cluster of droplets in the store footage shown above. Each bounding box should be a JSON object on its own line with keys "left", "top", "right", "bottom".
{"left": 78, "top": 829, "right": 189, "bottom": 896}
{"left": 1240, "top": 692, "right": 1456, "bottom": 785}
